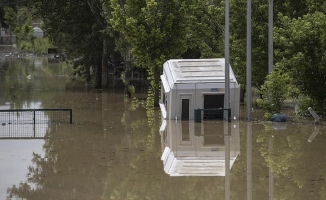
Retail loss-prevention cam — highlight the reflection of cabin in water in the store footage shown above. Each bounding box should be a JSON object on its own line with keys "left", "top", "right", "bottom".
{"left": 160, "top": 120, "right": 240, "bottom": 176}
{"left": 160, "top": 59, "right": 240, "bottom": 121}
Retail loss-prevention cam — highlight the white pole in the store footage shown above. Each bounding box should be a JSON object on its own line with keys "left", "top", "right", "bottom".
{"left": 225, "top": 0, "right": 230, "bottom": 112}
{"left": 268, "top": 0, "right": 273, "bottom": 73}
{"left": 246, "top": 0, "right": 252, "bottom": 120}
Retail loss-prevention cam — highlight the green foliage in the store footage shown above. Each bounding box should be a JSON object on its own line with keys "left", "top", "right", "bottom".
{"left": 14, "top": 24, "right": 33, "bottom": 40}
{"left": 18, "top": 40, "right": 32, "bottom": 51}
{"left": 296, "top": 97, "right": 326, "bottom": 117}
{"left": 29, "top": 0, "right": 117, "bottom": 86}
{"left": 262, "top": 112, "right": 273, "bottom": 121}
{"left": 120, "top": 71, "right": 126, "bottom": 83}
{"left": 109, "top": 0, "right": 193, "bottom": 75}
{"left": 229, "top": 0, "right": 270, "bottom": 89}
{"left": 107, "top": 0, "right": 224, "bottom": 104}
{"left": 3, "top": 6, "right": 17, "bottom": 28}
{"left": 295, "top": 98, "right": 313, "bottom": 116}
{"left": 3, "top": 6, "right": 37, "bottom": 52}
{"left": 256, "top": 68, "right": 291, "bottom": 119}
{"left": 127, "top": 85, "right": 135, "bottom": 97}
{"left": 274, "top": 12, "right": 326, "bottom": 112}
{"left": 16, "top": 0, "right": 326, "bottom": 112}
{"left": 33, "top": 38, "right": 51, "bottom": 54}
{"left": 14, "top": 24, "right": 34, "bottom": 50}
{"left": 229, "top": 0, "right": 325, "bottom": 92}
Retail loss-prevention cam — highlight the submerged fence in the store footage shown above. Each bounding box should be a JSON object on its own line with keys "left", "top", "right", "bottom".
{"left": 0, "top": 108, "right": 72, "bottom": 139}
{"left": 195, "top": 108, "right": 231, "bottom": 123}
{"left": 0, "top": 108, "right": 72, "bottom": 125}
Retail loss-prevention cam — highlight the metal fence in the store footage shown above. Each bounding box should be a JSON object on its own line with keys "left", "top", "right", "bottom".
{"left": 0, "top": 108, "right": 72, "bottom": 125}
{"left": 0, "top": 109, "right": 72, "bottom": 139}
{"left": 194, "top": 108, "right": 231, "bottom": 123}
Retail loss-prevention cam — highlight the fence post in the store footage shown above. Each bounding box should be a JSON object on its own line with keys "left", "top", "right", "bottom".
{"left": 308, "top": 107, "right": 320, "bottom": 125}
{"left": 195, "top": 109, "right": 201, "bottom": 123}
{"left": 70, "top": 108, "right": 72, "bottom": 124}
{"left": 228, "top": 109, "right": 231, "bottom": 122}
{"left": 33, "top": 110, "right": 36, "bottom": 126}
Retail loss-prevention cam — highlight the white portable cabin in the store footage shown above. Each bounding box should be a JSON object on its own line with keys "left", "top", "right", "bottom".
{"left": 160, "top": 58, "right": 240, "bottom": 120}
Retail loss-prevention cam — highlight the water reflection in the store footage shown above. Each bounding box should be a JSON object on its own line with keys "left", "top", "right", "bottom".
{"left": 160, "top": 120, "right": 240, "bottom": 176}
{"left": 0, "top": 57, "right": 74, "bottom": 199}
{"left": 0, "top": 139, "right": 45, "bottom": 198}
{"left": 308, "top": 126, "right": 320, "bottom": 142}
{"left": 2, "top": 57, "right": 326, "bottom": 199}
{"left": 272, "top": 122, "right": 287, "bottom": 130}
{"left": 0, "top": 89, "right": 4, "bottom": 105}
{"left": 246, "top": 123, "right": 252, "bottom": 200}
{"left": 0, "top": 56, "right": 72, "bottom": 110}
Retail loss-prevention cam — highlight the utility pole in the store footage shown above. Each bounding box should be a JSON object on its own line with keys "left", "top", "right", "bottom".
{"left": 268, "top": 2, "right": 275, "bottom": 198}
{"left": 268, "top": 0, "right": 273, "bottom": 73}
{"left": 246, "top": 0, "right": 252, "bottom": 120}
{"left": 225, "top": 0, "right": 230, "bottom": 113}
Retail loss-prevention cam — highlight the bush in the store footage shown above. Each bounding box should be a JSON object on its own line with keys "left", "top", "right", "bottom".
{"left": 256, "top": 68, "right": 291, "bottom": 120}
{"left": 296, "top": 97, "right": 326, "bottom": 117}
{"left": 33, "top": 38, "right": 52, "bottom": 54}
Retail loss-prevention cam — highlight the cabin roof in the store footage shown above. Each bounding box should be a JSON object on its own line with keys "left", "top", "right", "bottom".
{"left": 163, "top": 58, "right": 238, "bottom": 85}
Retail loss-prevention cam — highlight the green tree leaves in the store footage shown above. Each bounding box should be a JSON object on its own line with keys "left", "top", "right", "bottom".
{"left": 3, "top": 6, "right": 17, "bottom": 29}
{"left": 4, "top": 0, "right": 325, "bottom": 112}
{"left": 274, "top": 12, "right": 326, "bottom": 111}
{"left": 256, "top": 68, "right": 292, "bottom": 119}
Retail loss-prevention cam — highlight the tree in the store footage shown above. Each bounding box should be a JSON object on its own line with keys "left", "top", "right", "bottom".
{"left": 182, "top": 0, "right": 224, "bottom": 59}
{"left": 106, "top": 0, "right": 219, "bottom": 106}
{"left": 107, "top": 0, "right": 189, "bottom": 105}
{"left": 274, "top": 12, "right": 326, "bottom": 111}
{"left": 29, "top": 0, "right": 118, "bottom": 87}
{"left": 256, "top": 67, "right": 292, "bottom": 119}
{"left": 229, "top": 0, "right": 315, "bottom": 101}
{"left": 3, "top": 6, "right": 17, "bottom": 29}
{"left": 0, "top": 0, "right": 28, "bottom": 26}
{"left": 229, "top": 0, "right": 269, "bottom": 93}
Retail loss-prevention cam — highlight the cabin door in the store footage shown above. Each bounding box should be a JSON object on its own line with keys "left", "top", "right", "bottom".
{"left": 204, "top": 94, "right": 224, "bottom": 119}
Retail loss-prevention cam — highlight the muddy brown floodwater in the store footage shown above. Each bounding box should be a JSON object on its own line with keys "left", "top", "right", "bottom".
{"left": 0, "top": 56, "right": 326, "bottom": 200}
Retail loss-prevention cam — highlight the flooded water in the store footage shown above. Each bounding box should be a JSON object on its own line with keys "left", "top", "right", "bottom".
{"left": 1, "top": 56, "right": 326, "bottom": 200}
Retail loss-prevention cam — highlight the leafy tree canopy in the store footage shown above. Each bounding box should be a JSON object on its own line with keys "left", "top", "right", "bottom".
{"left": 274, "top": 12, "right": 326, "bottom": 110}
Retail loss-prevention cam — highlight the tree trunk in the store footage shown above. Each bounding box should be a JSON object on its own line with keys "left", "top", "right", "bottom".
{"left": 101, "top": 38, "right": 108, "bottom": 88}
{"left": 124, "top": 47, "right": 131, "bottom": 97}
{"left": 85, "top": 65, "right": 91, "bottom": 83}
{"left": 95, "top": 58, "right": 102, "bottom": 88}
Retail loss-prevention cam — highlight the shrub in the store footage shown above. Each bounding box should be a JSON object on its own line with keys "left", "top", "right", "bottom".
{"left": 256, "top": 68, "right": 291, "bottom": 120}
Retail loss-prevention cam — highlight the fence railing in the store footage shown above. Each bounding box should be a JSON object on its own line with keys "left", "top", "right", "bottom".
{"left": 0, "top": 108, "right": 72, "bottom": 125}
{"left": 194, "top": 108, "right": 231, "bottom": 123}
